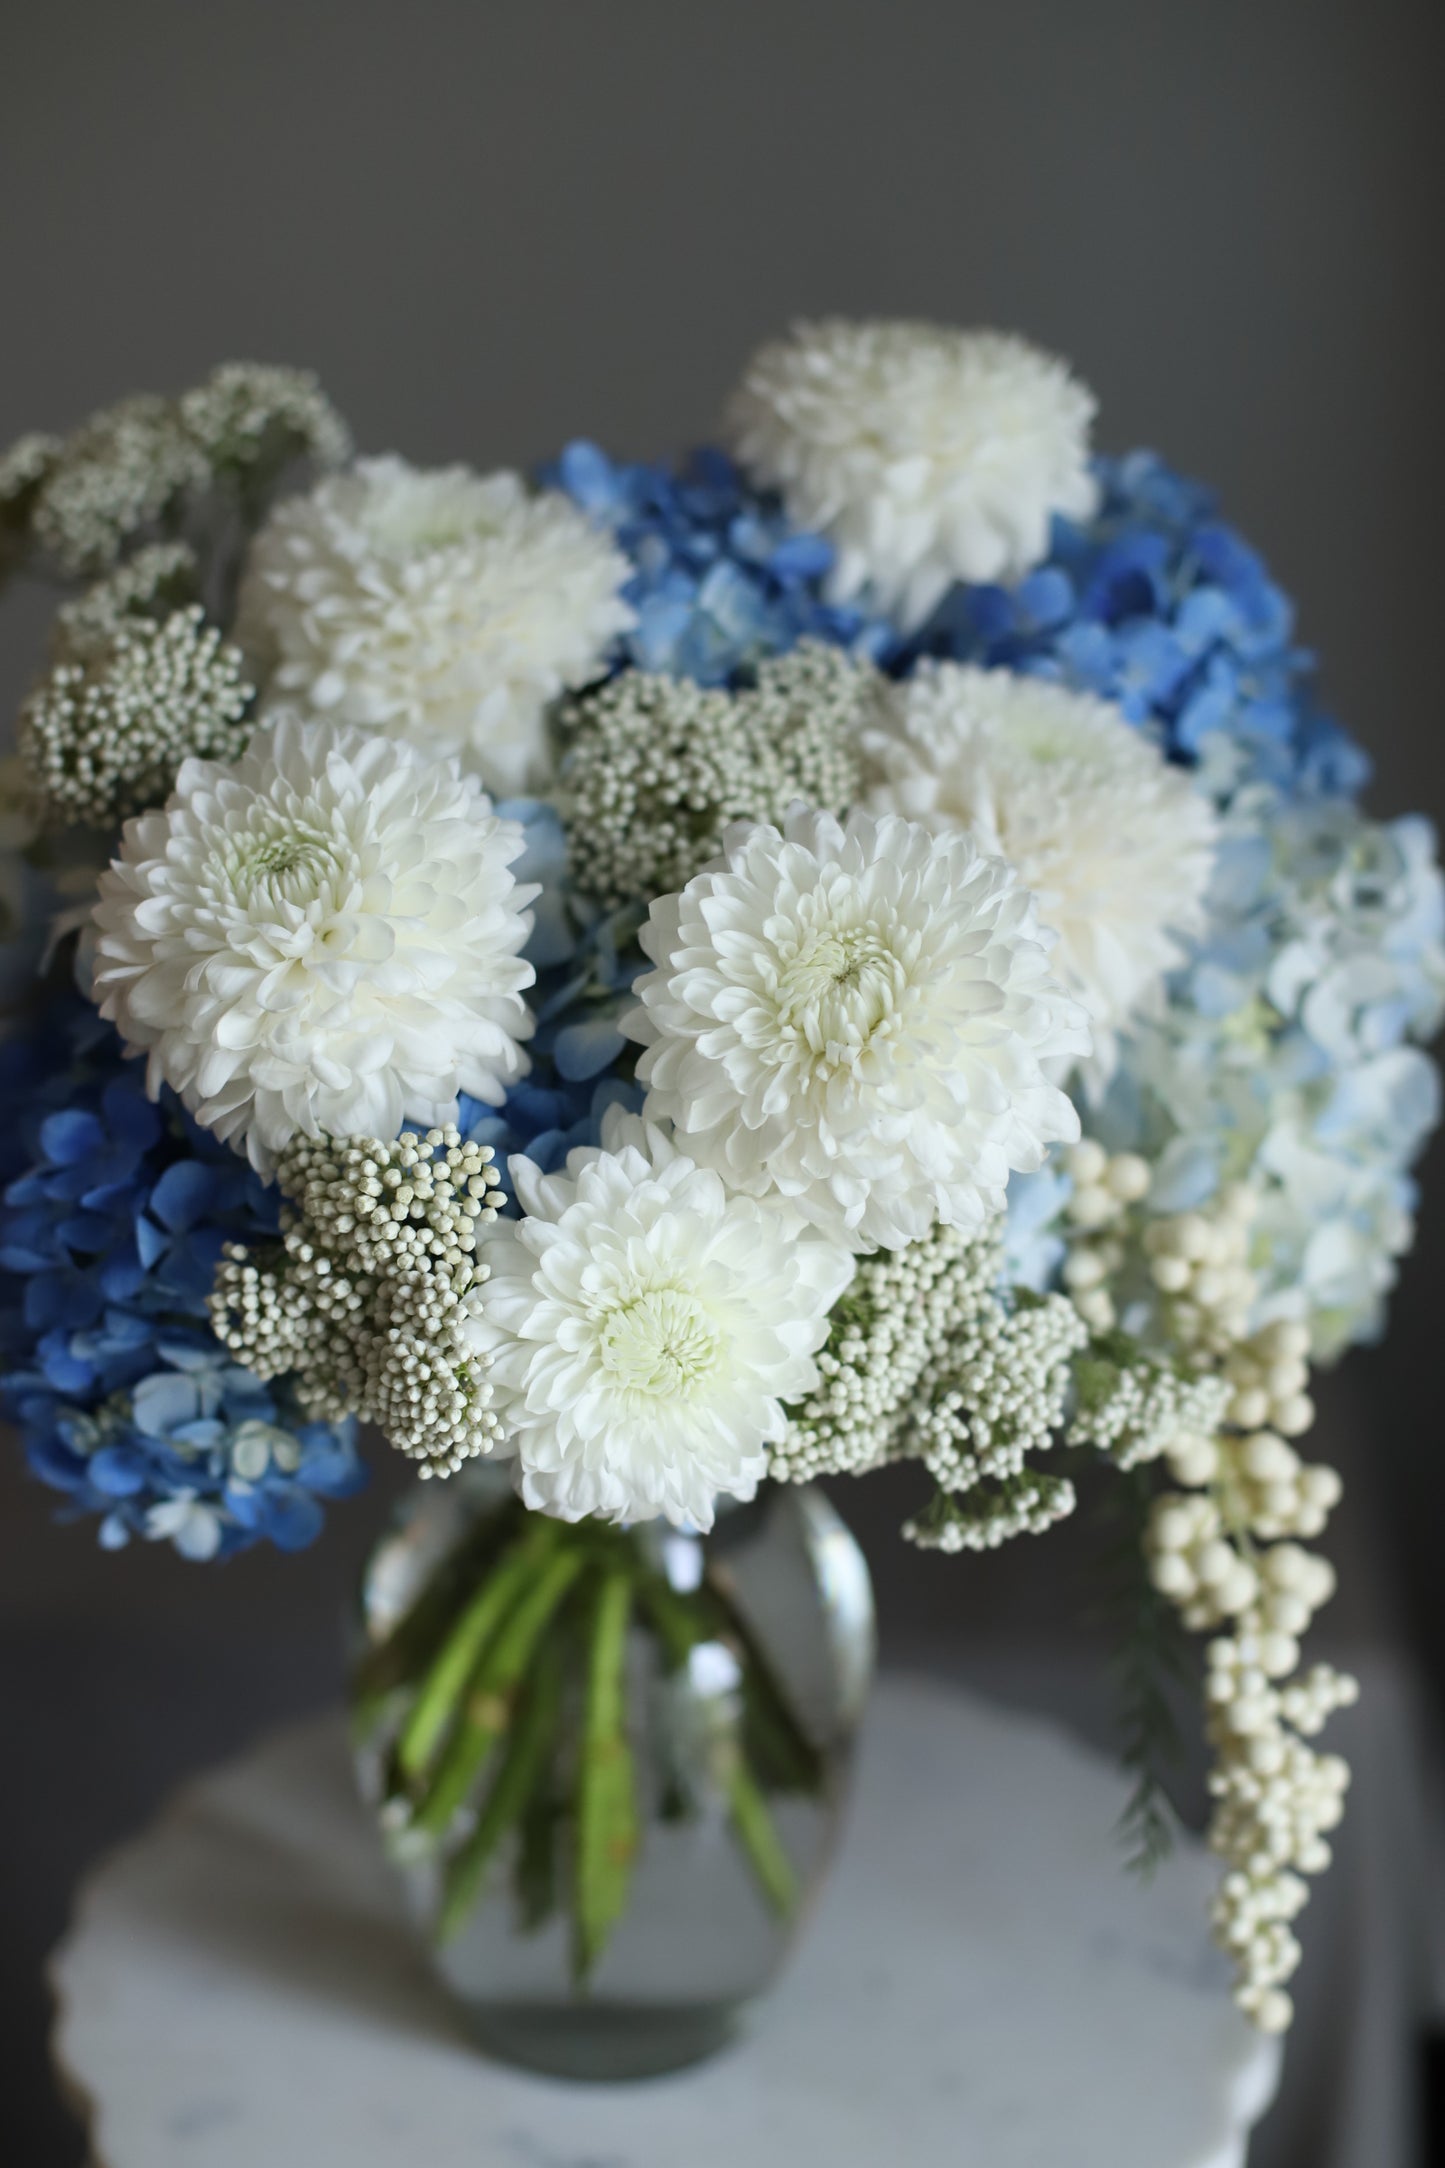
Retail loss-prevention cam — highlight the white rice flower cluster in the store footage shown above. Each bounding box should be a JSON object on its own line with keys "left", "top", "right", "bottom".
{"left": 557, "top": 642, "right": 880, "bottom": 908}
{"left": 913, "top": 1291, "right": 1086, "bottom": 1496}
{"left": 2, "top": 365, "right": 350, "bottom": 582}
{"left": 50, "top": 542, "right": 200, "bottom": 662}
{"left": 1060, "top": 1171, "right": 1353, "bottom": 2032}
{"left": 91, "top": 718, "right": 536, "bottom": 1172}
{"left": 235, "top": 456, "right": 635, "bottom": 798}
{"left": 629, "top": 804, "right": 1089, "bottom": 1250}
{"left": 466, "top": 1114, "right": 855, "bottom": 1529}
{"left": 1068, "top": 1348, "right": 1230, "bottom": 1473}
{"left": 176, "top": 361, "right": 352, "bottom": 475}
{"left": 863, "top": 665, "right": 1218, "bottom": 1084}
{"left": 772, "top": 1219, "right": 998, "bottom": 1483}
{"left": 0, "top": 432, "right": 61, "bottom": 567}
{"left": 727, "top": 319, "right": 1097, "bottom": 629}
{"left": 27, "top": 395, "right": 210, "bottom": 577}
{"left": 902, "top": 1467, "right": 1078, "bottom": 1553}
{"left": 19, "top": 605, "right": 255, "bottom": 829}
{"left": 772, "top": 1216, "right": 1085, "bottom": 1553}
{"left": 209, "top": 1126, "right": 504, "bottom": 1475}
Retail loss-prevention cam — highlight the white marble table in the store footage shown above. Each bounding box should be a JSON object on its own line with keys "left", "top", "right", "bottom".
{"left": 50, "top": 1677, "right": 1280, "bottom": 2168}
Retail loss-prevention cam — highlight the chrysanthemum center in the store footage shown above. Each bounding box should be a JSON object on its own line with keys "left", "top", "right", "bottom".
{"left": 775, "top": 921, "right": 905, "bottom": 1069}
{"left": 225, "top": 821, "right": 340, "bottom": 906}
{"left": 598, "top": 1288, "right": 722, "bottom": 1399}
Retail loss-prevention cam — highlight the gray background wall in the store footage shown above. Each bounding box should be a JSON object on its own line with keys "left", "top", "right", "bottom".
{"left": 1, "top": 5, "right": 1442, "bottom": 2161}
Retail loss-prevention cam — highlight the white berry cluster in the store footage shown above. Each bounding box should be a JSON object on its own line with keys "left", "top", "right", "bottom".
{"left": 19, "top": 605, "right": 256, "bottom": 828}
{"left": 1057, "top": 1138, "right": 1153, "bottom": 1332}
{"left": 557, "top": 641, "right": 880, "bottom": 908}
{"left": 1142, "top": 1188, "right": 1263, "bottom": 1359}
{"left": 209, "top": 1126, "right": 504, "bottom": 1476}
{"left": 1057, "top": 1164, "right": 1353, "bottom": 2032}
{"left": 1205, "top": 1626, "right": 1357, "bottom": 2033}
{"left": 1168, "top": 1424, "right": 1343, "bottom": 1542}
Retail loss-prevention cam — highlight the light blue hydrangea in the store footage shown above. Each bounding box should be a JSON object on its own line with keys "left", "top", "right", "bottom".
{"left": 1084, "top": 781, "right": 1445, "bottom": 1353}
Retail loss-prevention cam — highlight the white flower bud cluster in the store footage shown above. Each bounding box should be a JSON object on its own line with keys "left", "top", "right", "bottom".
{"left": 916, "top": 1290, "right": 1086, "bottom": 1496}
{"left": 50, "top": 542, "right": 200, "bottom": 662}
{"left": 558, "top": 641, "right": 880, "bottom": 908}
{"left": 3, "top": 364, "right": 349, "bottom": 582}
{"left": 0, "top": 432, "right": 61, "bottom": 556}
{"left": 1058, "top": 1138, "right": 1152, "bottom": 1332}
{"left": 903, "top": 1467, "right": 1076, "bottom": 1553}
{"left": 772, "top": 1219, "right": 1000, "bottom": 1483}
{"left": 176, "top": 361, "right": 352, "bottom": 476}
{"left": 19, "top": 605, "right": 255, "bottom": 828}
{"left": 26, "top": 395, "right": 210, "bottom": 577}
{"left": 774, "top": 1219, "right": 1084, "bottom": 1552}
{"left": 210, "top": 1127, "right": 504, "bottom": 1477}
{"left": 1069, "top": 1350, "right": 1230, "bottom": 1472}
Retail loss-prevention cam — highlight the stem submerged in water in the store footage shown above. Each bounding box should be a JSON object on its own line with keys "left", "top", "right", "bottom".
{"left": 359, "top": 1502, "right": 826, "bottom": 1961}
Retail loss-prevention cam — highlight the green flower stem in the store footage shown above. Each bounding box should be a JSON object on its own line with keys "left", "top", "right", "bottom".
{"left": 352, "top": 1509, "right": 524, "bottom": 1743}
{"left": 633, "top": 1571, "right": 709, "bottom": 1665}
{"left": 727, "top": 1757, "right": 799, "bottom": 1918}
{"left": 573, "top": 1567, "right": 639, "bottom": 1986}
{"left": 438, "top": 1631, "right": 566, "bottom": 1945}
{"left": 637, "top": 1566, "right": 802, "bottom": 1923}
{"left": 394, "top": 1517, "right": 557, "bottom": 1786}
{"left": 411, "top": 1545, "right": 587, "bottom": 1839}
{"left": 703, "top": 1564, "right": 825, "bottom": 1794}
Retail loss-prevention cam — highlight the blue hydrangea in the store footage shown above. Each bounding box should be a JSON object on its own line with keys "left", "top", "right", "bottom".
{"left": 894, "top": 452, "right": 1370, "bottom": 798}
{"left": 0, "top": 1006, "right": 364, "bottom": 1558}
{"left": 459, "top": 799, "right": 644, "bottom": 1193}
{"left": 545, "top": 441, "right": 892, "bottom": 687}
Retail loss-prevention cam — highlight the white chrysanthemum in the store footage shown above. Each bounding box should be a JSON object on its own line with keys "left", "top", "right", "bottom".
{"left": 90, "top": 717, "right": 536, "bottom": 1171}
{"left": 467, "top": 1116, "right": 855, "bottom": 1528}
{"left": 627, "top": 805, "right": 1091, "bottom": 1251}
{"left": 234, "top": 456, "right": 634, "bottom": 796}
{"left": 864, "top": 663, "right": 1218, "bottom": 1081}
{"left": 727, "top": 320, "right": 1098, "bottom": 630}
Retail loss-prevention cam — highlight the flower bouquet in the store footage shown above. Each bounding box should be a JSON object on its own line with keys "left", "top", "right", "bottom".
{"left": 2, "top": 325, "right": 1441, "bottom": 2069}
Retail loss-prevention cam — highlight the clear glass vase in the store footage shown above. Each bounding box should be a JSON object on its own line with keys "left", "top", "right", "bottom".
{"left": 351, "top": 1465, "right": 875, "bottom": 2080}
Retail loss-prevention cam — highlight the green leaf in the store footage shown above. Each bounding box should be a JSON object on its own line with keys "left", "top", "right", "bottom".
{"left": 727, "top": 1757, "right": 798, "bottom": 1918}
